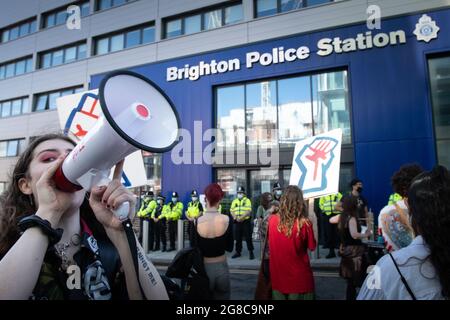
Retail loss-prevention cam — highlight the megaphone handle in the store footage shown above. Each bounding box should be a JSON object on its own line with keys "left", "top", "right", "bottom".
{"left": 113, "top": 201, "right": 130, "bottom": 222}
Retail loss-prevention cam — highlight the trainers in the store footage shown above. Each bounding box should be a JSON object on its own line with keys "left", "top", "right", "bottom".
{"left": 231, "top": 252, "right": 241, "bottom": 259}
{"left": 249, "top": 251, "right": 255, "bottom": 260}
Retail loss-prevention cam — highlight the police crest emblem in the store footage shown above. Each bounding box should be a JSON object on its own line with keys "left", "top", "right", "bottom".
{"left": 414, "top": 14, "right": 440, "bottom": 43}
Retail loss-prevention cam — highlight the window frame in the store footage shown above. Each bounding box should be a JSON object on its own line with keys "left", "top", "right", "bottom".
{"left": 33, "top": 86, "right": 83, "bottom": 112}
{"left": 254, "top": 0, "right": 333, "bottom": 18}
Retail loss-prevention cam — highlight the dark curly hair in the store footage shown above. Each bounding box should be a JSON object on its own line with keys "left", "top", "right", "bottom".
{"left": 0, "top": 133, "right": 106, "bottom": 256}
{"left": 408, "top": 165, "right": 450, "bottom": 299}
{"left": 391, "top": 164, "right": 423, "bottom": 197}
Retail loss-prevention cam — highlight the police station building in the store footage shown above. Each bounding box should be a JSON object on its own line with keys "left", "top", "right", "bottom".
{"left": 1, "top": 0, "right": 449, "bottom": 216}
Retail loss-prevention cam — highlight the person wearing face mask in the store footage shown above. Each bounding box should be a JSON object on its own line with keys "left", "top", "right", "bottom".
{"left": 272, "top": 183, "right": 283, "bottom": 201}
{"left": 165, "top": 192, "right": 183, "bottom": 252}
{"left": 186, "top": 190, "right": 204, "bottom": 246}
{"left": 336, "top": 179, "right": 369, "bottom": 226}
{"left": 230, "top": 186, "right": 254, "bottom": 260}
{"left": 151, "top": 195, "right": 168, "bottom": 252}
{"left": 137, "top": 191, "right": 157, "bottom": 251}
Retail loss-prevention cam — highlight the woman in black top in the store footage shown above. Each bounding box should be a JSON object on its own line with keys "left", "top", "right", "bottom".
{"left": 338, "top": 195, "right": 371, "bottom": 300}
{"left": 194, "top": 183, "right": 233, "bottom": 299}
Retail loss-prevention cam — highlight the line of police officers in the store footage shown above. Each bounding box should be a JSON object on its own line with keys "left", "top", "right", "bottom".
{"left": 136, "top": 184, "right": 285, "bottom": 260}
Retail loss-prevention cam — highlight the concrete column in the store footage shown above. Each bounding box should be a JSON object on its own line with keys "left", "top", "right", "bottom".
{"left": 177, "top": 219, "right": 184, "bottom": 251}
{"left": 142, "top": 220, "right": 149, "bottom": 253}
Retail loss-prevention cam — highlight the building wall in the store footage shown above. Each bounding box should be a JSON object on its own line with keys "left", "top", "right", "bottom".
{"left": 90, "top": 7, "right": 450, "bottom": 214}
{"left": 1, "top": 0, "right": 450, "bottom": 207}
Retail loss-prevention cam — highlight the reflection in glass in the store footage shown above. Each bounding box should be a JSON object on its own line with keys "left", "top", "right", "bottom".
{"left": 1, "top": 101, "right": 11, "bottom": 117}
{"left": 166, "top": 19, "right": 182, "bottom": 38}
{"left": 278, "top": 76, "right": 313, "bottom": 147}
{"left": 256, "top": 0, "right": 277, "bottom": 17}
{"left": 217, "top": 85, "right": 245, "bottom": 151}
{"left": 204, "top": 10, "right": 222, "bottom": 30}
{"left": 96, "top": 38, "right": 109, "bottom": 55}
{"left": 185, "top": 15, "right": 201, "bottom": 35}
{"left": 126, "top": 29, "right": 140, "bottom": 48}
{"left": 225, "top": 4, "right": 243, "bottom": 25}
{"left": 142, "top": 26, "right": 155, "bottom": 43}
{"left": 312, "top": 71, "right": 351, "bottom": 144}
{"left": 110, "top": 34, "right": 124, "bottom": 52}
{"left": 246, "top": 81, "right": 277, "bottom": 149}
{"left": 64, "top": 47, "right": 77, "bottom": 63}
{"left": 429, "top": 56, "right": 450, "bottom": 168}
{"left": 281, "top": 0, "right": 304, "bottom": 12}
{"left": 6, "top": 140, "right": 18, "bottom": 157}
{"left": 217, "top": 169, "right": 246, "bottom": 199}
{"left": 249, "top": 169, "right": 279, "bottom": 204}
{"left": 52, "top": 50, "right": 64, "bottom": 66}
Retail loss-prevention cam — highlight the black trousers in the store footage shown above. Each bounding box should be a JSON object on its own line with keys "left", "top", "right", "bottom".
{"left": 324, "top": 214, "right": 339, "bottom": 249}
{"left": 187, "top": 220, "right": 195, "bottom": 247}
{"left": 146, "top": 219, "right": 156, "bottom": 250}
{"left": 156, "top": 219, "right": 166, "bottom": 249}
{"left": 168, "top": 220, "right": 177, "bottom": 249}
{"left": 234, "top": 219, "right": 254, "bottom": 253}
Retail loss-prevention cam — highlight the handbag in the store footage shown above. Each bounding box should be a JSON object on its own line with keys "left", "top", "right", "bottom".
{"left": 165, "top": 219, "right": 211, "bottom": 300}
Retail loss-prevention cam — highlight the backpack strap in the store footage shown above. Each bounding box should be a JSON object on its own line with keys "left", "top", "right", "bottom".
{"left": 388, "top": 253, "right": 417, "bottom": 300}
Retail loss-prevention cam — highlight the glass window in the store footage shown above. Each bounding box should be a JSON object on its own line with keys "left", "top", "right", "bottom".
{"left": 166, "top": 19, "right": 182, "bottom": 38}
{"left": 45, "top": 14, "right": 56, "bottom": 28}
{"left": 217, "top": 169, "right": 246, "bottom": 199}
{"left": 18, "top": 139, "right": 26, "bottom": 155}
{"left": 0, "top": 65, "right": 5, "bottom": 79}
{"left": 81, "top": 2, "right": 90, "bottom": 16}
{"left": 281, "top": 0, "right": 304, "bottom": 12}
{"left": 61, "top": 89, "right": 73, "bottom": 96}
{"left": 246, "top": 81, "right": 278, "bottom": 149}
{"left": 204, "top": 9, "right": 222, "bottom": 30}
{"left": 41, "top": 53, "right": 51, "bottom": 69}
{"left": 19, "top": 23, "right": 29, "bottom": 37}
{"left": 307, "top": 0, "right": 331, "bottom": 6}
{"left": 126, "top": 29, "right": 141, "bottom": 48}
{"left": 11, "top": 99, "right": 22, "bottom": 116}
{"left": 52, "top": 50, "right": 64, "bottom": 66}
{"left": 113, "top": 0, "right": 126, "bottom": 6}
{"left": 217, "top": 85, "right": 246, "bottom": 151}
{"left": 77, "top": 44, "right": 87, "bottom": 59}
{"left": 0, "top": 182, "right": 5, "bottom": 194}
{"left": 282, "top": 168, "right": 291, "bottom": 188}
{"left": 74, "top": 87, "right": 84, "bottom": 94}
{"left": 2, "top": 30, "right": 9, "bottom": 43}
{"left": 29, "top": 20, "right": 37, "bottom": 33}
{"left": 9, "top": 27, "right": 19, "bottom": 40}
{"left": 1, "top": 101, "right": 11, "bottom": 117}
{"left": 312, "top": 71, "right": 351, "bottom": 144}
{"left": 278, "top": 76, "right": 313, "bottom": 147}
{"left": 0, "top": 142, "right": 6, "bottom": 157}
{"left": 22, "top": 98, "right": 30, "bottom": 113}
{"left": 26, "top": 58, "right": 33, "bottom": 73}
{"left": 64, "top": 46, "right": 77, "bottom": 63}
{"left": 35, "top": 95, "right": 48, "bottom": 111}
{"left": 5, "top": 63, "right": 15, "bottom": 78}
{"left": 225, "top": 4, "right": 243, "bottom": 25}
{"left": 48, "top": 92, "right": 61, "bottom": 110}
{"left": 429, "top": 56, "right": 450, "bottom": 168}
{"left": 6, "top": 140, "right": 18, "bottom": 157}
{"left": 184, "top": 15, "right": 201, "bottom": 35}
{"left": 142, "top": 26, "right": 155, "bottom": 43}
{"left": 256, "top": 0, "right": 278, "bottom": 17}
{"left": 110, "top": 34, "right": 124, "bottom": 52}
{"left": 99, "top": 0, "right": 111, "bottom": 10}
{"left": 96, "top": 38, "right": 109, "bottom": 55}
{"left": 55, "top": 11, "right": 67, "bottom": 25}
{"left": 15, "top": 60, "right": 26, "bottom": 75}
{"left": 249, "top": 169, "right": 279, "bottom": 204}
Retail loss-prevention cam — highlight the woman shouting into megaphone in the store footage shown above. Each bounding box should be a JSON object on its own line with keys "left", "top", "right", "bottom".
{"left": 0, "top": 133, "right": 168, "bottom": 300}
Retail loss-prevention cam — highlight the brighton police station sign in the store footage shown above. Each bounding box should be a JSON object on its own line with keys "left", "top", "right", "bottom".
{"left": 166, "top": 14, "right": 440, "bottom": 82}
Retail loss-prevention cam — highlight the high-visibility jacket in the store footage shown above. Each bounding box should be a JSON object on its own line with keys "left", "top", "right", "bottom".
{"left": 151, "top": 204, "right": 166, "bottom": 219}
{"left": 137, "top": 199, "right": 157, "bottom": 218}
{"left": 388, "top": 193, "right": 402, "bottom": 205}
{"left": 230, "top": 197, "right": 252, "bottom": 221}
{"left": 319, "top": 193, "right": 342, "bottom": 216}
{"left": 163, "top": 202, "right": 184, "bottom": 221}
{"left": 186, "top": 201, "right": 203, "bottom": 219}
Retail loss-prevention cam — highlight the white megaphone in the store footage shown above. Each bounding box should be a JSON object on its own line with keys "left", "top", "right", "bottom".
{"left": 53, "top": 70, "right": 181, "bottom": 221}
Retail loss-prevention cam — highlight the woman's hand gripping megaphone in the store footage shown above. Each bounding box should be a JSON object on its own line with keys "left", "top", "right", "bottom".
{"left": 89, "top": 160, "right": 136, "bottom": 229}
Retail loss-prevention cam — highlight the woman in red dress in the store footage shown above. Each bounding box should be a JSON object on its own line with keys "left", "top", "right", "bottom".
{"left": 268, "top": 185, "right": 317, "bottom": 300}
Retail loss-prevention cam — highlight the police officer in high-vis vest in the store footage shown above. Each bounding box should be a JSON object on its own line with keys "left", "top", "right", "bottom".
{"left": 186, "top": 190, "right": 204, "bottom": 246}
{"left": 165, "top": 192, "right": 184, "bottom": 252}
{"left": 137, "top": 191, "right": 157, "bottom": 250}
{"left": 231, "top": 186, "right": 254, "bottom": 260}
{"left": 319, "top": 192, "right": 342, "bottom": 258}
{"left": 151, "top": 194, "right": 167, "bottom": 251}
